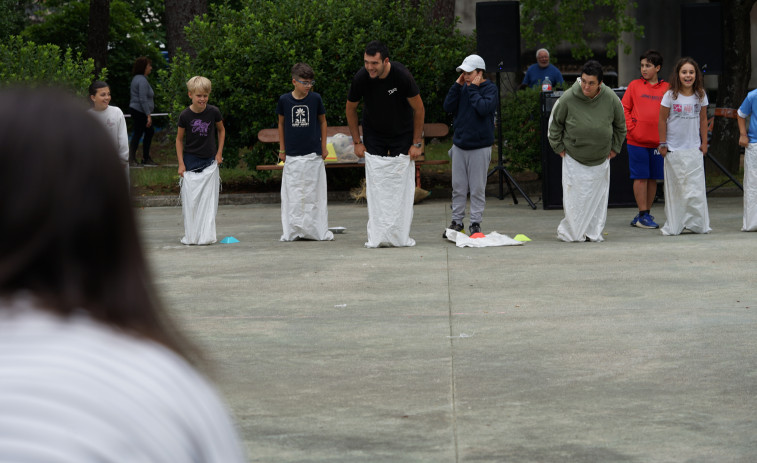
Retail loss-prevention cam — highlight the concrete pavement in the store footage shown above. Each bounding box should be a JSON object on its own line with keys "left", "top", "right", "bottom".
{"left": 135, "top": 196, "right": 757, "bottom": 462}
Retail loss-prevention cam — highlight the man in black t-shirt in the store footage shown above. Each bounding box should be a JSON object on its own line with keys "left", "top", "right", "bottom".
{"left": 346, "top": 41, "right": 425, "bottom": 159}
{"left": 346, "top": 41, "right": 424, "bottom": 247}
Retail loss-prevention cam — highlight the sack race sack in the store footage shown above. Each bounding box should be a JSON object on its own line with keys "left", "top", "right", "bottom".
{"left": 364, "top": 153, "right": 416, "bottom": 248}
{"left": 557, "top": 154, "right": 610, "bottom": 242}
{"left": 280, "top": 154, "right": 334, "bottom": 241}
{"left": 743, "top": 143, "right": 757, "bottom": 231}
{"left": 660, "top": 149, "right": 711, "bottom": 235}
{"left": 445, "top": 229, "right": 524, "bottom": 248}
{"left": 180, "top": 161, "right": 220, "bottom": 245}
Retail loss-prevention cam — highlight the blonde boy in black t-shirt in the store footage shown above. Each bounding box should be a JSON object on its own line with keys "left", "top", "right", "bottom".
{"left": 176, "top": 76, "right": 225, "bottom": 177}
{"left": 176, "top": 76, "right": 225, "bottom": 245}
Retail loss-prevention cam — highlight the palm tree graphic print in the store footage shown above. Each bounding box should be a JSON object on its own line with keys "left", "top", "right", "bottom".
{"left": 292, "top": 105, "right": 309, "bottom": 128}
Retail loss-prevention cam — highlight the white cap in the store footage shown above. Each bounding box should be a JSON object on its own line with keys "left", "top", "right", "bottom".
{"left": 456, "top": 54, "right": 486, "bottom": 73}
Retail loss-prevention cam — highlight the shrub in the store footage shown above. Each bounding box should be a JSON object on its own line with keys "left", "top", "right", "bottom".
{"left": 500, "top": 86, "right": 542, "bottom": 174}
{"left": 21, "top": 0, "right": 163, "bottom": 111}
{"left": 0, "top": 36, "right": 98, "bottom": 95}
{"left": 156, "top": 0, "right": 475, "bottom": 170}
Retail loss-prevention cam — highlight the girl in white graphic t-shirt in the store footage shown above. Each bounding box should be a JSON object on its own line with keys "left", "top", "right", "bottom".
{"left": 658, "top": 57, "right": 712, "bottom": 235}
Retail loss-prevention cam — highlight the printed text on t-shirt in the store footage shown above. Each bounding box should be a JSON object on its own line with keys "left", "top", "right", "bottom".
{"left": 191, "top": 119, "right": 211, "bottom": 136}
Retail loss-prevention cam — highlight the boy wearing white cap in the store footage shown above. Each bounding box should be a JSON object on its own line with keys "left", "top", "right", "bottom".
{"left": 442, "top": 54, "right": 498, "bottom": 237}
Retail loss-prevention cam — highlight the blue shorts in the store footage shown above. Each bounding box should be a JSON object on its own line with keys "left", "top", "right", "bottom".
{"left": 627, "top": 144, "right": 664, "bottom": 180}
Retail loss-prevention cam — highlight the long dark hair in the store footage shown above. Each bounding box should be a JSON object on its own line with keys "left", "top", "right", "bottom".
{"left": 0, "top": 87, "right": 194, "bottom": 361}
{"left": 668, "top": 57, "right": 706, "bottom": 102}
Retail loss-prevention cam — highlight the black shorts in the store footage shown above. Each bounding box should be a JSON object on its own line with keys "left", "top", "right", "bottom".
{"left": 363, "top": 129, "right": 413, "bottom": 157}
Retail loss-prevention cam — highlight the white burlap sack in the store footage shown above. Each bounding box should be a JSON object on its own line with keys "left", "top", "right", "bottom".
{"left": 445, "top": 229, "right": 524, "bottom": 248}
{"left": 557, "top": 154, "right": 610, "bottom": 242}
{"left": 180, "top": 161, "right": 220, "bottom": 245}
{"left": 743, "top": 143, "right": 757, "bottom": 231}
{"left": 364, "top": 153, "right": 416, "bottom": 248}
{"left": 280, "top": 154, "right": 334, "bottom": 241}
{"left": 660, "top": 149, "right": 711, "bottom": 235}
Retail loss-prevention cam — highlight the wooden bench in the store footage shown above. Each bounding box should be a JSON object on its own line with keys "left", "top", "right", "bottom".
{"left": 256, "top": 123, "right": 449, "bottom": 188}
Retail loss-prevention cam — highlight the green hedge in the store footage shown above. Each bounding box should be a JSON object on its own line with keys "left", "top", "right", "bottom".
{"left": 156, "top": 0, "right": 475, "bottom": 169}
{"left": 500, "top": 83, "right": 571, "bottom": 175}
{"left": 0, "top": 36, "right": 98, "bottom": 95}
{"left": 500, "top": 86, "right": 542, "bottom": 174}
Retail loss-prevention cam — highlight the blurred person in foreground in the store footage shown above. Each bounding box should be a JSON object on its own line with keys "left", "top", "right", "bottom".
{"left": 0, "top": 87, "right": 247, "bottom": 463}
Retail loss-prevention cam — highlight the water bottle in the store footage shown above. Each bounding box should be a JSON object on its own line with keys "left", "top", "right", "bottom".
{"left": 541, "top": 76, "right": 552, "bottom": 92}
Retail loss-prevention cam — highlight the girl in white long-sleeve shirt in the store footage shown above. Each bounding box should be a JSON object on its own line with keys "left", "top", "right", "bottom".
{"left": 88, "top": 81, "right": 130, "bottom": 184}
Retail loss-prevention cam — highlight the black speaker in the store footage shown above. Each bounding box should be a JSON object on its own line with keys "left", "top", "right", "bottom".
{"left": 476, "top": 1, "right": 520, "bottom": 73}
{"left": 540, "top": 90, "right": 636, "bottom": 210}
{"left": 681, "top": 3, "right": 722, "bottom": 75}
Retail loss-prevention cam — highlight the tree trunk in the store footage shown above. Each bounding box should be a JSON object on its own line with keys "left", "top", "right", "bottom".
{"left": 87, "top": 0, "right": 110, "bottom": 75}
{"left": 709, "top": 0, "right": 756, "bottom": 175}
{"left": 164, "top": 0, "right": 207, "bottom": 60}
{"left": 432, "top": 0, "right": 456, "bottom": 26}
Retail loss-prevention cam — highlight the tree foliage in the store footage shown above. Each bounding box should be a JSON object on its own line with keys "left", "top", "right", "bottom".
{"left": 0, "top": 0, "right": 34, "bottom": 39}
{"left": 0, "top": 36, "right": 99, "bottom": 95}
{"left": 500, "top": 86, "right": 544, "bottom": 174}
{"left": 157, "top": 0, "right": 474, "bottom": 169}
{"left": 520, "top": 0, "right": 644, "bottom": 60}
{"left": 21, "top": 0, "right": 163, "bottom": 110}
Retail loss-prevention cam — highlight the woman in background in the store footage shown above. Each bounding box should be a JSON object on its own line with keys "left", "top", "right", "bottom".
{"left": 129, "top": 56, "right": 157, "bottom": 166}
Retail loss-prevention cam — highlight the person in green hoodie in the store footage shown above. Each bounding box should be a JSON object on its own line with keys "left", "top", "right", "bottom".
{"left": 548, "top": 60, "right": 626, "bottom": 242}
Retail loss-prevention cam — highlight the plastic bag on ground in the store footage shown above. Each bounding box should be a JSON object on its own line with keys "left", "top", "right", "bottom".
{"left": 445, "top": 229, "right": 524, "bottom": 248}
{"left": 364, "top": 152, "right": 416, "bottom": 248}
{"left": 557, "top": 154, "right": 610, "bottom": 242}
{"left": 660, "top": 148, "right": 711, "bottom": 235}
{"left": 280, "top": 154, "right": 334, "bottom": 241}
{"left": 743, "top": 143, "right": 757, "bottom": 231}
{"left": 180, "top": 161, "right": 220, "bottom": 245}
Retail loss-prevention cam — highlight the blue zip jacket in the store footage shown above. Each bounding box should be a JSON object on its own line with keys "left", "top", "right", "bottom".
{"left": 443, "top": 79, "right": 498, "bottom": 150}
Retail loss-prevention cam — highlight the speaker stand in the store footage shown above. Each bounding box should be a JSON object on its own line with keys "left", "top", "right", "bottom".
{"left": 705, "top": 153, "right": 743, "bottom": 194}
{"left": 487, "top": 72, "right": 537, "bottom": 209}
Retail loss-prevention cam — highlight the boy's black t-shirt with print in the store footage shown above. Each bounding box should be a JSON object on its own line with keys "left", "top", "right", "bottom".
{"left": 276, "top": 91, "right": 326, "bottom": 156}
{"left": 178, "top": 105, "right": 223, "bottom": 158}
{"left": 347, "top": 61, "right": 419, "bottom": 138}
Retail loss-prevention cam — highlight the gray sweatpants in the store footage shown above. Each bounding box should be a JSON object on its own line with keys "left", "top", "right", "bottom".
{"left": 450, "top": 144, "right": 492, "bottom": 224}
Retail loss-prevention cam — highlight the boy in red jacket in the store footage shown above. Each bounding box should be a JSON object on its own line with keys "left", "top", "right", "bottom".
{"left": 622, "top": 50, "right": 669, "bottom": 229}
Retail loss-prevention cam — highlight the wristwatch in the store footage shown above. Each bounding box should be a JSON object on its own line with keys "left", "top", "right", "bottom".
{"left": 413, "top": 142, "right": 422, "bottom": 148}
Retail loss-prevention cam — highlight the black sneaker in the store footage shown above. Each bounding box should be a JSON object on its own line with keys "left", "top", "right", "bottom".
{"left": 443, "top": 220, "right": 464, "bottom": 238}
{"left": 469, "top": 222, "right": 481, "bottom": 235}
{"left": 141, "top": 158, "right": 158, "bottom": 167}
